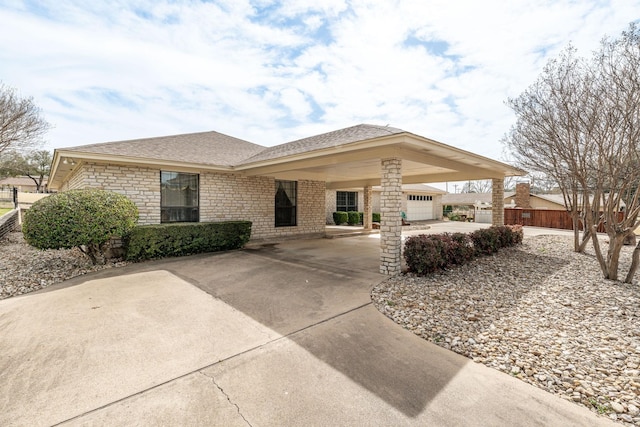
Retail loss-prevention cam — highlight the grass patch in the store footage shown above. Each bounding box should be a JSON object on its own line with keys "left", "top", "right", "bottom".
{"left": 0, "top": 208, "right": 12, "bottom": 216}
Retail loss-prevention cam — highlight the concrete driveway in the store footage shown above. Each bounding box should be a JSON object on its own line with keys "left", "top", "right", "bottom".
{"left": 0, "top": 231, "right": 612, "bottom": 426}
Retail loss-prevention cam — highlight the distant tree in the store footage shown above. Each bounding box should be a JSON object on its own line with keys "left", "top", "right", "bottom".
{"left": 0, "top": 82, "right": 49, "bottom": 155}
{"left": 0, "top": 150, "right": 51, "bottom": 192}
{"left": 461, "top": 179, "right": 492, "bottom": 193}
{"left": 504, "top": 23, "right": 640, "bottom": 283}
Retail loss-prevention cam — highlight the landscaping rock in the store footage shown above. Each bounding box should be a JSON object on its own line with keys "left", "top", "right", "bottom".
{"left": 372, "top": 234, "right": 639, "bottom": 426}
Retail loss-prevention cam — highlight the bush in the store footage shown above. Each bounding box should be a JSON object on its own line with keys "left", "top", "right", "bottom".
{"left": 404, "top": 234, "right": 447, "bottom": 274}
{"left": 447, "top": 212, "right": 461, "bottom": 221}
{"left": 125, "top": 221, "right": 252, "bottom": 261}
{"left": 372, "top": 212, "right": 381, "bottom": 223}
{"left": 470, "top": 225, "right": 524, "bottom": 255}
{"left": 404, "top": 233, "right": 475, "bottom": 274}
{"left": 469, "top": 227, "right": 501, "bottom": 255}
{"left": 404, "top": 226, "right": 523, "bottom": 275}
{"left": 444, "top": 232, "right": 475, "bottom": 265}
{"left": 333, "top": 211, "right": 348, "bottom": 225}
{"left": 347, "top": 211, "right": 361, "bottom": 225}
{"left": 23, "top": 189, "right": 138, "bottom": 265}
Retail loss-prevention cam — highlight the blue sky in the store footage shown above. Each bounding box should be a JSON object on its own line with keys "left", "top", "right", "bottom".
{"left": 1, "top": 0, "right": 639, "bottom": 167}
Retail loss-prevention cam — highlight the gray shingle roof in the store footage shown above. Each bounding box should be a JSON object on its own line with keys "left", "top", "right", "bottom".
{"left": 62, "top": 130, "right": 265, "bottom": 168}
{"left": 239, "top": 124, "right": 406, "bottom": 164}
{"left": 60, "top": 124, "right": 407, "bottom": 168}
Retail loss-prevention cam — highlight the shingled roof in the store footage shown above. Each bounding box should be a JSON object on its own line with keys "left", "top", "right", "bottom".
{"left": 60, "top": 124, "right": 407, "bottom": 168}
{"left": 62, "top": 130, "right": 265, "bottom": 168}
{"left": 239, "top": 124, "right": 405, "bottom": 165}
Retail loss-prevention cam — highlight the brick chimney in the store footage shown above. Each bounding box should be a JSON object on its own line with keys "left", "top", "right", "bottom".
{"left": 515, "top": 183, "right": 531, "bottom": 208}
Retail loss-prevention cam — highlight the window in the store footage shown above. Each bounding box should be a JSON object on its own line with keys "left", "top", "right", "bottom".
{"left": 275, "top": 180, "right": 297, "bottom": 227}
{"left": 336, "top": 191, "right": 358, "bottom": 211}
{"left": 408, "top": 195, "right": 433, "bottom": 201}
{"left": 161, "top": 171, "right": 199, "bottom": 223}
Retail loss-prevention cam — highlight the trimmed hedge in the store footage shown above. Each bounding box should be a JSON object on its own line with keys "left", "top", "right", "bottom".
{"left": 404, "top": 225, "right": 523, "bottom": 275}
{"left": 23, "top": 189, "right": 138, "bottom": 265}
{"left": 333, "top": 211, "right": 348, "bottom": 225}
{"left": 347, "top": 211, "right": 360, "bottom": 225}
{"left": 125, "top": 221, "right": 252, "bottom": 261}
{"left": 333, "top": 211, "right": 381, "bottom": 225}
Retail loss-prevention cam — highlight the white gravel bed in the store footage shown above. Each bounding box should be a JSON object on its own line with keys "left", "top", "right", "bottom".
{"left": 0, "top": 231, "right": 128, "bottom": 299}
{"left": 372, "top": 235, "right": 640, "bottom": 426}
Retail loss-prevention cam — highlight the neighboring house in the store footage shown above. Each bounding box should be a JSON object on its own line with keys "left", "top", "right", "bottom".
{"left": 326, "top": 184, "right": 446, "bottom": 223}
{"left": 48, "top": 124, "right": 523, "bottom": 274}
{"left": 0, "top": 176, "right": 48, "bottom": 193}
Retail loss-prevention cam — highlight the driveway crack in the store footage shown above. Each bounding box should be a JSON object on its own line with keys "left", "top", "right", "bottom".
{"left": 199, "top": 371, "right": 252, "bottom": 427}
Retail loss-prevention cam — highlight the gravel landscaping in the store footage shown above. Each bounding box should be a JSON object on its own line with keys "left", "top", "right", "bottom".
{"left": 0, "top": 231, "right": 127, "bottom": 299}
{"left": 372, "top": 234, "right": 640, "bottom": 426}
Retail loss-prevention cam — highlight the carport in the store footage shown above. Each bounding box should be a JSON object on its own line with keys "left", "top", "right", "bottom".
{"left": 238, "top": 127, "right": 524, "bottom": 274}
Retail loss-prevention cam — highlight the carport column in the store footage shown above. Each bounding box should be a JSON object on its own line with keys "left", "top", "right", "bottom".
{"left": 380, "top": 158, "right": 402, "bottom": 275}
{"left": 492, "top": 178, "right": 505, "bottom": 226}
{"left": 363, "top": 185, "right": 373, "bottom": 230}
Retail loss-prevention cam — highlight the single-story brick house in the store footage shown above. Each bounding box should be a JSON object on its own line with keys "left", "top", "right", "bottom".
{"left": 49, "top": 124, "right": 523, "bottom": 274}
{"left": 0, "top": 176, "right": 48, "bottom": 193}
{"left": 326, "top": 184, "right": 446, "bottom": 224}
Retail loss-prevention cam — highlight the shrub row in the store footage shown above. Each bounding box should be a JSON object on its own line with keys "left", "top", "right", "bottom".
{"left": 125, "top": 221, "right": 252, "bottom": 261}
{"left": 333, "top": 211, "right": 381, "bottom": 225}
{"left": 404, "top": 225, "right": 523, "bottom": 275}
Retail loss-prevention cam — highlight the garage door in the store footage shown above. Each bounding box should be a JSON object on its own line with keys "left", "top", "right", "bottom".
{"left": 406, "top": 194, "right": 434, "bottom": 220}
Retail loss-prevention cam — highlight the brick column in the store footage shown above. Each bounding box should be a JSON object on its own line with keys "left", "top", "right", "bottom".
{"left": 363, "top": 185, "right": 373, "bottom": 230}
{"left": 380, "top": 158, "right": 402, "bottom": 275}
{"left": 492, "top": 178, "right": 504, "bottom": 226}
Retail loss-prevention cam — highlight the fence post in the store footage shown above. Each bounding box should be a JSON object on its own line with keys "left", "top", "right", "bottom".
{"left": 13, "top": 187, "right": 18, "bottom": 209}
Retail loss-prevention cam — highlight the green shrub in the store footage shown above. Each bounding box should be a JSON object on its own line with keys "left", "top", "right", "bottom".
{"left": 372, "top": 212, "right": 381, "bottom": 223}
{"left": 347, "top": 211, "right": 360, "bottom": 225}
{"left": 447, "top": 212, "right": 461, "bottom": 221}
{"left": 23, "top": 189, "right": 138, "bottom": 265}
{"left": 333, "top": 211, "right": 348, "bottom": 225}
{"left": 125, "top": 221, "right": 252, "bottom": 261}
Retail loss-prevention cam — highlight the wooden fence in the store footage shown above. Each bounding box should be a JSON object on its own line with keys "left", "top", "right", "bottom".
{"left": 504, "top": 208, "right": 623, "bottom": 233}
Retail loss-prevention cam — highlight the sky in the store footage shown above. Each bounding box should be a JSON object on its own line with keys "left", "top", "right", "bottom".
{"left": 1, "top": 0, "right": 639, "bottom": 172}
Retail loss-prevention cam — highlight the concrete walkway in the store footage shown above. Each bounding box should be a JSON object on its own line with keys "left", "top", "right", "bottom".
{"left": 0, "top": 232, "right": 613, "bottom": 426}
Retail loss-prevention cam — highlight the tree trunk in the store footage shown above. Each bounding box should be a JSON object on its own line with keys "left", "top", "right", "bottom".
{"left": 591, "top": 227, "right": 610, "bottom": 279}
{"left": 625, "top": 240, "right": 640, "bottom": 284}
{"left": 607, "top": 234, "right": 625, "bottom": 281}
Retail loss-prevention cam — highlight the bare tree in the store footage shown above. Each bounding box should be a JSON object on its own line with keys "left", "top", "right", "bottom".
{"left": 504, "top": 45, "right": 593, "bottom": 253}
{"left": 0, "top": 150, "right": 52, "bottom": 192}
{"left": 461, "top": 179, "right": 492, "bottom": 193}
{"left": 504, "top": 23, "right": 640, "bottom": 283}
{"left": 0, "top": 82, "right": 50, "bottom": 155}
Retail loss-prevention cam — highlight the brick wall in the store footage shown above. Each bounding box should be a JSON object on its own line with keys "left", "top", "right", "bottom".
{"left": 62, "top": 163, "right": 325, "bottom": 240}
{"left": 325, "top": 190, "right": 337, "bottom": 224}
{"left": 66, "top": 163, "right": 161, "bottom": 224}
{"left": 515, "top": 182, "right": 531, "bottom": 208}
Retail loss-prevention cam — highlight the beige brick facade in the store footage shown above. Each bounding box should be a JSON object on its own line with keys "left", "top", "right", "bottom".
{"left": 492, "top": 178, "right": 505, "bottom": 226}
{"left": 380, "top": 158, "right": 402, "bottom": 275}
{"left": 63, "top": 163, "right": 326, "bottom": 240}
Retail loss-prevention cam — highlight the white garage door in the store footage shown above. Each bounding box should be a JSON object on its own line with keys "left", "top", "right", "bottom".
{"left": 406, "top": 194, "right": 434, "bottom": 220}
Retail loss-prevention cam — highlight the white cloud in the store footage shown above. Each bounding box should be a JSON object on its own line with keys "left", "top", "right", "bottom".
{"left": 0, "top": 0, "right": 638, "bottom": 165}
